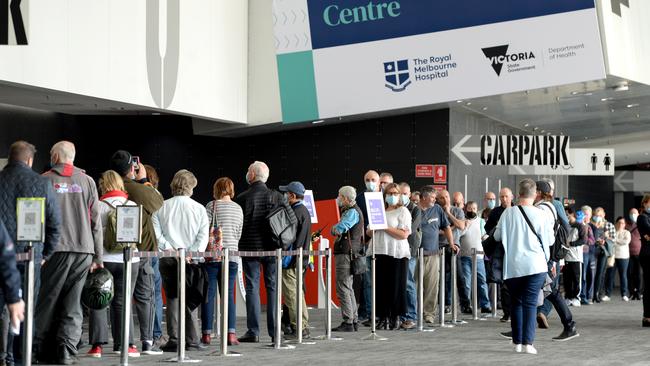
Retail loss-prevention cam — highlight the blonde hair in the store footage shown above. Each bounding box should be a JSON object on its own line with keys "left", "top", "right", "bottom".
{"left": 99, "top": 170, "right": 125, "bottom": 195}
{"left": 171, "top": 169, "right": 197, "bottom": 196}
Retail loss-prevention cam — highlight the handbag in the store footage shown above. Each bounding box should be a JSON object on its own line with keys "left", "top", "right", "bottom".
{"left": 205, "top": 201, "right": 222, "bottom": 262}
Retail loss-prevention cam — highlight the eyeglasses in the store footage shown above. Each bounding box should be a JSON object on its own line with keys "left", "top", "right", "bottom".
{"left": 386, "top": 191, "right": 400, "bottom": 196}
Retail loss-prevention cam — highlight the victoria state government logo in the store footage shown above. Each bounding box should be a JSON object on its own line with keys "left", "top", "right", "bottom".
{"left": 384, "top": 59, "right": 411, "bottom": 92}
{"left": 482, "top": 44, "right": 536, "bottom": 76}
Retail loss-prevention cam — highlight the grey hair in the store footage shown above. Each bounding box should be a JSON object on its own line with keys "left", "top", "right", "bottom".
{"left": 518, "top": 178, "right": 537, "bottom": 199}
{"left": 420, "top": 185, "right": 436, "bottom": 198}
{"left": 51, "top": 141, "right": 76, "bottom": 163}
{"left": 170, "top": 169, "right": 197, "bottom": 196}
{"left": 249, "top": 161, "right": 269, "bottom": 183}
{"left": 338, "top": 186, "right": 357, "bottom": 202}
{"left": 581, "top": 205, "right": 592, "bottom": 214}
{"left": 379, "top": 172, "right": 394, "bottom": 182}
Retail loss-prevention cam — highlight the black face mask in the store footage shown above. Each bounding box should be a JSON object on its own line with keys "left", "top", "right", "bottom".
{"left": 466, "top": 211, "right": 477, "bottom": 219}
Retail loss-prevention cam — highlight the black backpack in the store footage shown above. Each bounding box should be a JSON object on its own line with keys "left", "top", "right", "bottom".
{"left": 266, "top": 191, "right": 298, "bottom": 250}
{"left": 540, "top": 202, "right": 570, "bottom": 261}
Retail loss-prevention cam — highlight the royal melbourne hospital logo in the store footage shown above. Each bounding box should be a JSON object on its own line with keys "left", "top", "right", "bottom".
{"left": 384, "top": 59, "right": 411, "bottom": 92}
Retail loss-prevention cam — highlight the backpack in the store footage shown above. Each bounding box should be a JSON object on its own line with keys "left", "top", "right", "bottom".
{"left": 540, "top": 202, "right": 570, "bottom": 261}
{"left": 102, "top": 199, "right": 134, "bottom": 253}
{"left": 266, "top": 191, "right": 298, "bottom": 250}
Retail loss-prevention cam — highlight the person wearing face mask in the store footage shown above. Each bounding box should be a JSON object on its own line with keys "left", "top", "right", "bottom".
{"left": 459, "top": 201, "right": 492, "bottom": 313}
{"left": 626, "top": 208, "right": 642, "bottom": 300}
{"left": 591, "top": 207, "right": 615, "bottom": 303}
{"left": 484, "top": 191, "right": 497, "bottom": 212}
{"left": 331, "top": 186, "right": 363, "bottom": 332}
{"left": 398, "top": 183, "right": 422, "bottom": 329}
{"left": 437, "top": 190, "right": 465, "bottom": 313}
{"left": 355, "top": 170, "right": 380, "bottom": 324}
{"left": 379, "top": 172, "right": 394, "bottom": 192}
{"left": 366, "top": 183, "right": 411, "bottom": 330}
{"left": 636, "top": 194, "right": 650, "bottom": 326}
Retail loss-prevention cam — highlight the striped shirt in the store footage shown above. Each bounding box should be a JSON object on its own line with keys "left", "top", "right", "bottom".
{"left": 206, "top": 200, "right": 243, "bottom": 262}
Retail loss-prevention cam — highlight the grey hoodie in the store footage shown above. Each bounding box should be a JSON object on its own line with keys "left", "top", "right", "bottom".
{"left": 43, "top": 164, "right": 103, "bottom": 263}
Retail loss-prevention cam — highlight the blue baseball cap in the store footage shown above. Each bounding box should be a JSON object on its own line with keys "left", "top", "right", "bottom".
{"left": 279, "top": 181, "right": 305, "bottom": 195}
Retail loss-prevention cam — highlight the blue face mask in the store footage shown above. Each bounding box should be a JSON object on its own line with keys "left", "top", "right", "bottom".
{"left": 366, "top": 181, "right": 377, "bottom": 192}
{"left": 401, "top": 194, "right": 410, "bottom": 206}
{"left": 630, "top": 214, "right": 638, "bottom": 223}
{"left": 385, "top": 195, "right": 399, "bottom": 206}
{"left": 336, "top": 197, "right": 342, "bottom": 207}
{"left": 487, "top": 199, "right": 496, "bottom": 210}
{"left": 646, "top": 207, "right": 650, "bottom": 214}
{"left": 245, "top": 173, "right": 250, "bottom": 185}
{"left": 593, "top": 216, "right": 602, "bottom": 223}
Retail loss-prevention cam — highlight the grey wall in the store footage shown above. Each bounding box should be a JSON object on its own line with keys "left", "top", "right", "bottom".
{"left": 448, "top": 107, "right": 570, "bottom": 207}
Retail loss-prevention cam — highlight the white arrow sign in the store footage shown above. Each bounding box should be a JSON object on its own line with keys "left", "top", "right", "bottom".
{"left": 452, "top": 135, "right": 480, "bottom": 165}
{"left": 614, "top": 171, "right": 650, "bottom": 192}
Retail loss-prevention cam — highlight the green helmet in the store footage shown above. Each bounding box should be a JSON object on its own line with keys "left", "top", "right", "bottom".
{"left": 81, "top": 268, "right": 114, "bottom": 310}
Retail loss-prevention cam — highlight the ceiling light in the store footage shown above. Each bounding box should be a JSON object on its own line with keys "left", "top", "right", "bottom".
{"left": 601, "top": 97, "right": 613, "bottom": 102}
{"left": 584, "top": 137, "right": 589, "bottom": 140}
{"left": 523, "top": 123, "right": 530, "bottom": 128}
{"left": 482, "top": 107, "right": 488, "bottom": 111}
{"left": 533, "top": 127, "right": 539, "bottom": 131}
{"left": 637, "top": 114, "right": 641, "bottom": 118}
{"left": 627, "top": 103, "right": 640, "bottom": 108}
{"left": 571, "top": 91, "right": 579, "bottom": 95}
{"left": 456, "top": 100, "right": 463, "bottom": 103}
{"left": 614, "top": 83, "right": 629, "bottom": 92}
{"left": 611, "top": 108, "right": 615, "bottom": 113}
{"left": 466, "top": 102, "right": 472, "bottom": 106}
{"left": 312, "top": 119, "right": 325, "bottom": 124}
{"left": 546, "top": 132, "right": 551, "bottom": 136}
{"left": 540, "top": 130, "right": 546, "bottom": 133}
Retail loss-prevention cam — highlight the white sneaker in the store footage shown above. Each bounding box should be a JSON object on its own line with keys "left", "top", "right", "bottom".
{"left": 572, "top": 299, "right": 581, "bottom": 307}
{"left": 601, "top": 295, "right": 611, "bottom": 302}
{"left": 623, "top": 296, "right": 630, "bottom": 302}
{"left": 523, "top": 345, "right": 537, "bottom": 355}
{"left": 513, "top": 344, "right": 522, "bottom": 353}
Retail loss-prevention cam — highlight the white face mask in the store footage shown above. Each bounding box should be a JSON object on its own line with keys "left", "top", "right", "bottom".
{"left": 401, "top": 194, "right": 410, "bottom": 206}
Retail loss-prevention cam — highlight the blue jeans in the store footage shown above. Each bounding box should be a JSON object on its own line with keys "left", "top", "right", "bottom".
{"left": 202, "top": 261, "right": 239, "bottom": 333}
{"left": 402, "top": 257, "right": 417, "bottom": 321}
{"left": 242, "top": 256, "right": 277, "bottom": 338}
{"left": 606, "top": 258, "right": 629, "bottom": 297}
{"left": 151, "top": 256, "right": 164, "bottom": 339}
{"left": 460, "top": 257, "right": 491, "bottom": 309}
{"left": 581, "top": 252, "right": 596, "bottom": 302}
{"left": 505, "top": 272, "right": 546, "bottom": 346}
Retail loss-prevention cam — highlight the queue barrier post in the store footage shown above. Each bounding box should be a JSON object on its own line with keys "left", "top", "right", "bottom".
{"left": 490, "top": 283, "right": 499, "bottom": 319}
{"left": 120, "top": 246, "right": 133, "bottom": 366}
{"left": 217, "top": 248, "right": 240, "bottom": 357}
{"left": 471, "top": 249, "right": 480, "bottom": 321}
{"left": 269, "top": 248, "right": 294, "bottom": 350}
{"left": 313, "top": 248, "right": 342, "bottom": 341}
{"left": 362, "top": 232, "right": 387, "bottom": 341}
{"left": 437, "top": 248, "right": 452, "bottom": 328}
{"left": 296, "top": 248, "right": 303, "bottom": 344}
{"left": 23, "top": 243, "right": 35, "bottom": 366}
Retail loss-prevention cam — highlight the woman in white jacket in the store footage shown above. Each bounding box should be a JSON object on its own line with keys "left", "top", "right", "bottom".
{"left": 605, "top": 217, "right": 631, "bottom": 301}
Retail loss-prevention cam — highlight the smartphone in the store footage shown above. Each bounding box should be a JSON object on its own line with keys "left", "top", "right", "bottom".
{"left": 132, "top": 156, "right": 140, "bottom": 170}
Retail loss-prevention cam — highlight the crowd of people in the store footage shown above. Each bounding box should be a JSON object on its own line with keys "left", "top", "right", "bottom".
{"left": 0, "top": 140, "right": 649, "bottom": 364}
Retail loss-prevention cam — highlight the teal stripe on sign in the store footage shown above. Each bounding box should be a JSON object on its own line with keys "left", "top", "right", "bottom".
{"left": 277, "top": 51, "right": 319, "bottom": 124}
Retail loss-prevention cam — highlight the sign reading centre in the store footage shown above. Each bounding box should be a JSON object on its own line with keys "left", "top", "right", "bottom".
{"left": 272, "top": 0, "right": 605, "bottom": 123}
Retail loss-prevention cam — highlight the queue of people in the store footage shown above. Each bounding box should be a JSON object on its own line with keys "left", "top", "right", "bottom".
{"left": 0, "top": 139, "right": 649, "bottom": 363}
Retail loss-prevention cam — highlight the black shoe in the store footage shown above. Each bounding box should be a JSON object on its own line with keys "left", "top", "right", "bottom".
{"left": 389, "top": 318, "right": 401, "bottom": 330}
{"left": 481, "top": 307, "right": 493, "bottom": 314}
{"left": 185, "top": 343, "right": 207, "bottom": 351}
{"left": 141, "top": 342, "right": 163, "bottom": 355}
{"left": 353, "top": 321, "right": 359, "bottom": 331}
{"left": 237, "top": 334, "right": 260, "bottom": 343}
{"left": 376, "top": 318, "right": 388, "bottom": 330}
{"left": 642, "top": 319, "right": 650, "bottom": 328}
{"left": 57, "top": 344, "right": 76, "bottom": 365}
{"left": 499, "top": 331, "right": 512, "bottom": 340}
{"left": 552, "top": 327, "right": 579, "bottom": 342}
{"left": 331, "top": 322, "right": 354, "bottom": 332}
{"left": 160, "top": 341, "right": 178, "bottom": 352}
{"left": 500, "top": 314, "right": 510, "bottom": 322}
{"left": 461, "top": 306, "right": 473, "bottom": 315}
{"left": 444, "top": 306, "right": 451, "bottom": 314}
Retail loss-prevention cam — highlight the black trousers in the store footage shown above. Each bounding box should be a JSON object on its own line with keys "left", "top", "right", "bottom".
{"left": 375, "top": 255, "right": 408, "bottom": 320}
{"left": 34, "top": 252, "right": 92, "bottom": 355}
{"left": 640, "top": 256, "right": 650, "bottom": 318}
{"left": 563, "top": 262, "right": 582, "bottom": 300}
{"left": 629, "top": 255, "right": 642, "bottom": 297}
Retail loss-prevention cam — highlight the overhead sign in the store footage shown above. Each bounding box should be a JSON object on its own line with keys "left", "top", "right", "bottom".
{"left": 434, "top": 165, "right": 447, "bottom": 183}
{"left": 364, "top": 192, "right": 388, "bottom": 230}
{"left": 507, "top": 149, "right": 615, "bottom": 176}
{"left": 614, "top": 171, "right": 650, "bottom": 192}
{"left": 453, "top": 135, "right": 571, "bottom": 166}
{"left": 415, "top": 164, "right": 434, "bottom": 178}
{"left": 272, "top": 0, "right": 605, "bottom": 123}
{"left": 303, "top": 190, "right": 318, "bottom": 223}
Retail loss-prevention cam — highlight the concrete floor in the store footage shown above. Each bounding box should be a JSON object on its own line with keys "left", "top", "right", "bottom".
{"left": 62, "top": 295, "right": 650, "bottom": 365}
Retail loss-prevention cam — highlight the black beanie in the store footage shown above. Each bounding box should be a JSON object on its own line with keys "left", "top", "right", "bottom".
{"left": 109, "top": 150, "right": 132, "bottom": 176}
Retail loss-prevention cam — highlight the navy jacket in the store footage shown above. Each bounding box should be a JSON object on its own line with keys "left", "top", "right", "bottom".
{"left": 0, "top": 161, "right": 61, "bottom": 259}
{"left": 235, "top": 181, "right": 283, "bottom": 251}
{"left": 0, "top": 219, "right": 21, "bottom": 304}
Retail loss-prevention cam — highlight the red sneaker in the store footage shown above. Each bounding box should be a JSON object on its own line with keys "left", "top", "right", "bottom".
{"left": 201, "top": 334, "right": 211, "bottom": 345}
{"left": 128, "top": 345, "right": 140, "bottom": 357}
{"left": 87, "top": 345, "right": 102, "bottom": 358}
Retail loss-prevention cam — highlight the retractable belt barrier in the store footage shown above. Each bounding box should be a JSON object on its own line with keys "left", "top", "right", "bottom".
{"left": 15, "top": 247, "right": 35, "bottom": 366}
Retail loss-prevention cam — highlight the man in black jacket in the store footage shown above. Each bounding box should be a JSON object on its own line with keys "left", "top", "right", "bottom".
{"left": 235, "top": 161, "right": 283, "bottom": 343}
{"left": 0, "top": 219, "right": 24, "bottom": 352}
{"left": 279, "top": 182, "right": 311, "bottom": 338}
{"left": 0, "top": 141, "right": 61, "bottom": 365}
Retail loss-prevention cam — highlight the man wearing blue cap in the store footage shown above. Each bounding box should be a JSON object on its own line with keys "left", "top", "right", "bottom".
{"left": 278, "top": 182, "right": 311, "bottom": 338}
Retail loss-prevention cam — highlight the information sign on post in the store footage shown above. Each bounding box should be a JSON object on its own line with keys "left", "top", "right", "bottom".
{"left": 16, "top": 198, "right": 45, "bottom": 242}
{"left": 116, "top": 205, "right": 143, "bottom": 244}
{"left": 303, "top": 190, "right": 318, "bottom": 223}
{"left": 364, "top": 192, "right": 388, "bottom": 230}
